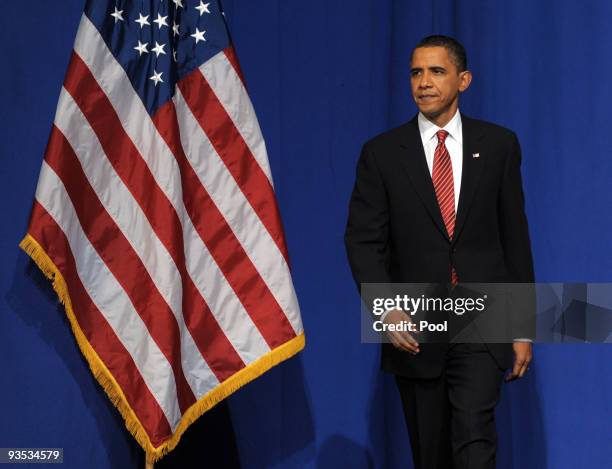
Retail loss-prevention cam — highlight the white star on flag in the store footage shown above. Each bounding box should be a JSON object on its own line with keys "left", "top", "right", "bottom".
{"left": 110, "top": 7, "right": 124, "bottom": 23}
{"left": 172, "top": 22, "right": 180, "bottom": 36}
{"left": 172, "top": 0, "right": 184, "bottom": 8}
{"left": 135, "top": 13, "right": 150, "bottom": 28}
{"left": 153, "top": 13, "right": 168, "bottom": 29}
{"left": 151, "top": 42, "right": 167, "bottom": 57}
{"left": 149, "top": 70, "right": 164, "bottom": 86}
{"left": 190, "top": 28, "right": 206, "bottom": 44}
{"left": 196, "top": 2, "right": 211, "bottom": 16}
{"left": 134, "top": 41, "right": 149, "bottom": 56}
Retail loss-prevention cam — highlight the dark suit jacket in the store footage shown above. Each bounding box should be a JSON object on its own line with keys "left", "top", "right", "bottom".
{"left": 344, "top": 113, "right": 535, "bottom": 378}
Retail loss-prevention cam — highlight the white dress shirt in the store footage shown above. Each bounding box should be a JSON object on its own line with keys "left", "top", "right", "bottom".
{"left": 418, "top": 108, "right": 462, "bottom": 213}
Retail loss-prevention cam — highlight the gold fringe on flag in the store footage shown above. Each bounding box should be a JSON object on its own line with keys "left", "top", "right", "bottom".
{"left": 19, "top": 233, "right": 306, "bottom": 463}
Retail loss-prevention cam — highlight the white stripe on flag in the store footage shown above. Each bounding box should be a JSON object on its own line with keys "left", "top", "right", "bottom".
{"left": 199, "top": 51, "right": 274, "bottom": 184}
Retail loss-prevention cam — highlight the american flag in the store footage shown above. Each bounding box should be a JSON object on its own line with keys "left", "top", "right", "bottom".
{"left": 20, "top": 0, "right": 304, "bottom": 461}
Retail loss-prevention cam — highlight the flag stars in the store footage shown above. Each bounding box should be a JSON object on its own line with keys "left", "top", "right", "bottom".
{"left": 172, "top": 22, "right": 180, "bottom": 37}
{"left": 134, "top": 40, "right": 149, "bottom": 56}
{"left": 151, "top": 41, "right": 167, "bottom": 57}
{"left": 135, "top": 13, "right": 150, "bottom": 28}
{"left": 172, "top": 0, "right": 184, "bottom": 8}
{"left": 149, "top": 70, "right": 164, "bottom": 86}
{"left": 110, "top": 7, "right": 124, "bottom": 23}
{"left": 154, "top": 13, "right": 168, "bottom": 29}
{"left": 196, "top": 1, "right": 211, "bottom": 16}
{"left": 191, "top": 28, "right": 206, "bottom": 44}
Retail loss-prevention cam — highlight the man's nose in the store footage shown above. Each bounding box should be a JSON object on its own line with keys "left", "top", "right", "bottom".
{"left": 418, "top": 72, "right": 432, "bottom": 88}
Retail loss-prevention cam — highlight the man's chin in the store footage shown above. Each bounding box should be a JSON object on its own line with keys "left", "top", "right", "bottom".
{"left": 417, "top": 104, "right": 456, "bottom": 122}
{"left": 418, "top": 108, "right": 442, "bottom": 120}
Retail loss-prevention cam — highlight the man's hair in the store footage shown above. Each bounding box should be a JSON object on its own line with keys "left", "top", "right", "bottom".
{"left": 414, "top": 35, "right": 467, "bottom": 72}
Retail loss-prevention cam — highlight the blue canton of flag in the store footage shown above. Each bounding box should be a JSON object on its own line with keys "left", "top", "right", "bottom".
{"left": 86, "top": 0, "right": 230, "bottom": 115}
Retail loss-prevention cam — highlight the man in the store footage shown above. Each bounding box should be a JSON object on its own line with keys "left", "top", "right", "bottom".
{"left": 344, "top": 35, "right": 535, "bottom": 469}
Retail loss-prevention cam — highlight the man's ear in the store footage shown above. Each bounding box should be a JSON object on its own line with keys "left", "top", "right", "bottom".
{"left": 459, "top": 70, "right": 472, "bottom": 92}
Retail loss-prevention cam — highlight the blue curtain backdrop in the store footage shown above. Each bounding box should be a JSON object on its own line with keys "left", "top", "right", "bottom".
{"left": 1, "top": 1, "right": 611, "bottom": 468}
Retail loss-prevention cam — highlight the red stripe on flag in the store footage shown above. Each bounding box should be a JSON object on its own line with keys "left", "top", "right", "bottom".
{"left": 44, "top": 125, "right": 197, "bottom": 413}
{"left": 153, "top": 100, "right": 297, "bottom": 348}
{"left": 63, "top": 52, "right": 245, "bottom": 382}
{"left": 177, "top": 69, "right": 289, "bottom": 262}
{"left": 28, "top": 201, "right": 172, "bottom": 447}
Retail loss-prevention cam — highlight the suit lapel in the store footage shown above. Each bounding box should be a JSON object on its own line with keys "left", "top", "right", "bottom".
{"left": 398, "top": 116, "right": 450, "bottom": 241}
{"left": 453, "top": 114, "right": 485, "bottom": 243}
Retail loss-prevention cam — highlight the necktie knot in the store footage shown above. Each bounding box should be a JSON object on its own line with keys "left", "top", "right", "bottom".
{"left": 436, "top": 129, "right": 449, "bottom": 144}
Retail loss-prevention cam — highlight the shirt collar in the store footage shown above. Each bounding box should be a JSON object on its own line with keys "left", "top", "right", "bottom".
{"left": 418, "top": 108, "right": 463, "bottom": 145}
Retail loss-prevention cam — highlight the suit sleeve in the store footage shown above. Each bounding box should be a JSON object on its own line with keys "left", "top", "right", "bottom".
{"left": 344, "top": 144, "right": 392, "bottom": 312}
{"left": 499, "top": 133, "right": 536, "bottom": 340}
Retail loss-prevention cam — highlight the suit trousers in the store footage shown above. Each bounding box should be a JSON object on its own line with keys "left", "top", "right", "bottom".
{"left": 395, "top": 343, "right": 505, "bottom": 469}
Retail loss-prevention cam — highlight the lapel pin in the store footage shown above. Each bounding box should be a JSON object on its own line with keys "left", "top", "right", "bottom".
{"left": 472, "top": 153, "right": 480, "bottom": 158}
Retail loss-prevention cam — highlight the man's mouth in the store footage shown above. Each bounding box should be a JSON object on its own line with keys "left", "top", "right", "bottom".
{"left": 418, "top": 95, "right": 438, "bottom": 100}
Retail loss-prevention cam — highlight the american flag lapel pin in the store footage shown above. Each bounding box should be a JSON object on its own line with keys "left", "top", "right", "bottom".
{"left": 472, "top": 152, "right": 480, "bottom": 158}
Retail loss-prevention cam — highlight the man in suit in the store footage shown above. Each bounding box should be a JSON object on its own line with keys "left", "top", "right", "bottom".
{"left": 344, "top": 35, "right": 535, "bottom": 469}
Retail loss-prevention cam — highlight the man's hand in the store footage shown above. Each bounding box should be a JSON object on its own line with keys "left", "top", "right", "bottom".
{"left": 383, "top": 309, "right": 420, "bottom": 355}
{"left": 505, "top": 341, "right": 532, "bottom": 381}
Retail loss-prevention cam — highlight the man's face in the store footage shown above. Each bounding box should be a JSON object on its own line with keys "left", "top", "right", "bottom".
{"left": 410, "top": 46, "right": 471, "bottom": 124}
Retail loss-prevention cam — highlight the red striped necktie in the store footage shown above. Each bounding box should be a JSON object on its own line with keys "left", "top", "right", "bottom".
{"left": 432, "top": 129, "right": 458, "bottom": 286}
